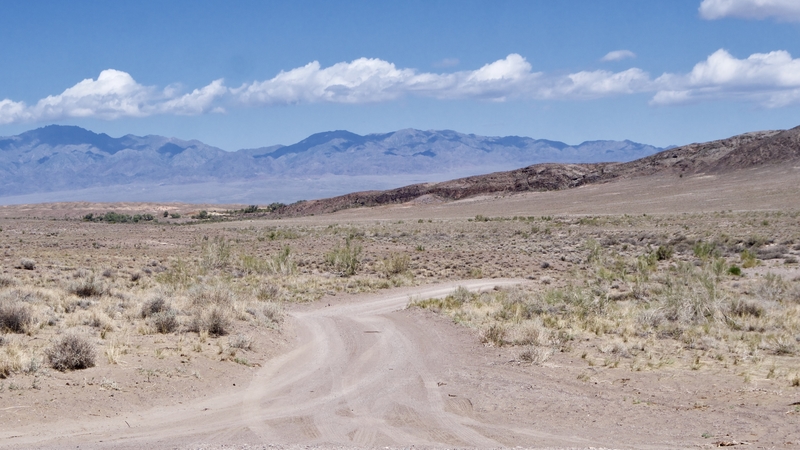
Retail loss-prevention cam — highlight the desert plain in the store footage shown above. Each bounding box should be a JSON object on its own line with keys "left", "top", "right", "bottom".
{"left": 0, "top": 165, "right": 799, "bottom": 449}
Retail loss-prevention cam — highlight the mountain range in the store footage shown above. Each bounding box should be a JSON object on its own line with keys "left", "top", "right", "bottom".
{"left": 0, "top": 125, "right": 663, "bottom": 204}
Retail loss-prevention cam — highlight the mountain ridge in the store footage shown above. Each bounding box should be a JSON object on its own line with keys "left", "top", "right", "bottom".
{"left": 272, "top": 125, "right": 800, "bottom": 217}
{"left": 0, "top": 125, "right": 664, "bottom": 200}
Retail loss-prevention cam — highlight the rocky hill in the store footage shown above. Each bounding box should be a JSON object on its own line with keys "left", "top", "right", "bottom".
{"left": 275, "top": 125, "right": 799, "bottom": 216}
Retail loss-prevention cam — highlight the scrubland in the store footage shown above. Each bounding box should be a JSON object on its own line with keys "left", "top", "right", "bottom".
{"left": 1, "top": 208, "right": 800, "bottom": 432}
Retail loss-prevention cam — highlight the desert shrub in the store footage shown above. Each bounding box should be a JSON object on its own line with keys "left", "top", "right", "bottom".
{"left": 268, "top": 246, "right": 295, "bottom": 275}
{"left": 325, "top": 237, "right": 362, "bottom": 276}
{"left": 151, "top": 311, "right": 179, "bottom": 334}
{"left": 740, "top": 249, "right": 759, "bottom": 268}
{"left": 243, "top": 205, "right": 258, "bottom": 213}
{"left": 729, "top": 298, "right": 764, "bottom": 317}
{"left": 0, "top": 276, "right": 16, "bottom": 288}
{"left": 655, "top": 245, "right": 673, "bottom": 261}
{"left": 0, "top": 302, "right": 32, "bottom": 333}
{"left": 190, "top": 307, "right": 231, "bottom": 336}
{"left": 69, "top": 276, "right": 106, "bottom": 298}
{"left": 255, "top": 283, "right": 280, "bottom": 301}
{"left": 481, "top": 324, "right": 507, "bottom": 347}
{"left": 693, "top": 241, "right": 718, "bottom": 260}
{"left": 381, "top": 253, "right": 410, "bottom": 277}
{"left": 519, "top": 346, "right": 552, "bottom": 365}
{"left": 47, "top": 334, "right": 96, "bottom": 371}
{"left": 205, "top": 307, "right": 230, "bottom": 336}
{"left": 201, "top": 236, "right": 231, "bottom": 270}
{"left": 727, "top": 265, "right": 742, "bottom": 276}
{"left": 659, "top": 267, "right": 723, "bottom": 324}
{"left": 452, "top": 286, "right": 474, "bottom": 305}
{"left": 247, "top": 302, "right": 283, "bottom": 326}
{"left": 141, "top": 297, "right": 168, "bottom": 318}
{"left": 229, "top": 334, "right": 253, "bottom": 350}
{"left": 19, "top": 259, "right": 36, "bottom": 270}
{"left": 756, "top": 273, "right": 786, "bottom": 302}
{"left": 190, "top": 285, "right": 235, "bottom": 307}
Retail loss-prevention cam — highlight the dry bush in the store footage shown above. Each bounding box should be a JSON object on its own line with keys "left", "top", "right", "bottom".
{"left": 255, "top": 283, "right": 280, "bottom": 301}
{"left": 519, "top": 346, "right": 553, "bottom": 365}
{"left": 47, "top": 334, "right": 96, "bottom": 371}
{"left": 152, "top": 311, "right": 179, "bottom": 334}
{"left": 190, "top": 284, "right": 236, "bottom": 308}
{"left": 190, "top": 306, "right": 231, "bottom": 336}
{"left": 0, "top": 276, "right": 16, "bottom": 288}
{"left": 267, "top": 246, "right": 296, "bottom": 275}
{"left": 0, "top": 302, "right": 32, "bottom": 334}
{"left": 381, "top": 253, "right": 410, "bottom": 277}
{"left": 69, "top": 275, "right": 106, "bottom": 298}
{"left": 756, "top": 273, "right": 787, "bottom": 303}
{"left": 0, "top": 338, "right": 41, "bottom": 378}
{"left": 201, "top": 236, "right": 232, "bottom": 270}
{"left": 229, "top": 334, "right": 253, "bottom": 350}
{"left": 141, "top": 297, "right": 169, "bottom": 318}
{"left": 480, "top": 323, "right": 506, "bottom": 347}
{"left": 19, "top": 259, "right": 36, "bottom": 270}
{"left": 247, "top": 302, "right": 283, "bottom": 326}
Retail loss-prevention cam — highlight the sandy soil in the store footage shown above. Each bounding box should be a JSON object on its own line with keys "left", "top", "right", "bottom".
{"left": 3, "top": 281, "right": 799, "bottom": 449}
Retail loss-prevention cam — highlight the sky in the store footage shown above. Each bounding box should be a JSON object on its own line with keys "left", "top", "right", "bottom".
{"left": 1, "top": 0, "right": 799, "bottom": 150}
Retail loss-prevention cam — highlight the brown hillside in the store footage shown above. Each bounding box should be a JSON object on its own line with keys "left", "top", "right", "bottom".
{"left": 275, "top": 126, "right": 797, "bottom": 217}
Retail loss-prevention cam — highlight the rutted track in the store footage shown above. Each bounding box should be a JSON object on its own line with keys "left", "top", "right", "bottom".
{"left": 7, "top": 279, "right": 561, "bottom": 449}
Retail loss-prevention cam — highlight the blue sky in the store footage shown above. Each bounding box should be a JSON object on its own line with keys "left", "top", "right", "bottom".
{"left": 1, "top": 0, "right": 799, "bottom": 150}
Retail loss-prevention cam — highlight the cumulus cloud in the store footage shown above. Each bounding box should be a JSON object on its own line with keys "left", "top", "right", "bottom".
{"left": 232, "top": 54, "right": 541, "bottom": 104}
{"left": 0, "top": 70, "right": 228, "bottom": 125}
{"left": 699, "top": 0, "right": 800, "bottom": 21}
{"left": 652, "top": 49, "right": 800, "bottom": 106}
{"left": 3, "top": 50, "right": 800, "bottom": 125}
{"left": 601, "top": 50, "right": 636, "bottom": 62}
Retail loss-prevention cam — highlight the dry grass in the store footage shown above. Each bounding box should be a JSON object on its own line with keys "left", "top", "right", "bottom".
{"left": 0, "top": 208, "right": 798, "bottom": 387}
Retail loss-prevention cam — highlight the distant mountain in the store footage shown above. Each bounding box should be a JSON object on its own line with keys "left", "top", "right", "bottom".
{"left": 0, "top": 125, "right": 663, "bottom": 202}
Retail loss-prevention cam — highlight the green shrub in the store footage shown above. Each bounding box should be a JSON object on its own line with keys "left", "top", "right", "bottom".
{"left": 693, "top": 241, "right": 718, "bottom": 260}
{"left": 727, "top": 265, "right": 742, "bottom": 276}
{"left": 741, "top": 249, "right": 759, "bottom": 268}
{"left": 325, "top": 237, "right": 362, "bottom": 276}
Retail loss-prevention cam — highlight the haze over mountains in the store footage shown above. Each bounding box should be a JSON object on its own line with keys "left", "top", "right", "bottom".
{"left": 0, "top": 125, "right": 663, "bottom": 205}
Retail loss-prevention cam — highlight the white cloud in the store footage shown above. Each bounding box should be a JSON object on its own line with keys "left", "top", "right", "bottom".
{"left": 699, "top": 0, "right": 800, "bottom": 21}
{"left": 601, "top": 50, "right": 636, "bottom": 62}
{"left": 0, "top": 69, "right": 228, "bottom": 125}
{"left": 4, "top": 49, "right": 799, "bottom": 126}
{"left": 652, "top": 49, "right": 800, "bottom": 106}
{"left": 233, "top": 54, "right": 541, "bottom": 104}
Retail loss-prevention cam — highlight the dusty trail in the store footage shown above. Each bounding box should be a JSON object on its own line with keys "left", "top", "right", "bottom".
{"left": 6, "top": 279, "right": 564, "bottom": 449}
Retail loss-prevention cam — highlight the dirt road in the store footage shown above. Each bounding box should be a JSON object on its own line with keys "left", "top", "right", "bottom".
{"left": 7, "top": 279, "right": 545, "bottom": 449}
